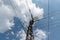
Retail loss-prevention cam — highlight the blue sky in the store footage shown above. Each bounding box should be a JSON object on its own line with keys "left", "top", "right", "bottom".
{"left": 33, "top": 0, "right": 60, "bottom": 40}
{"left": 0, "top": 0, "right": 60, "bottom": 40}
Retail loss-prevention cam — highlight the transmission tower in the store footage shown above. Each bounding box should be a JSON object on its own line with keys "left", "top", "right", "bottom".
{"left": 9, "top": 0, "right": 34, "bottom": 40}
{"left": 26, "top": 9, "right": 34, "bottom": 40}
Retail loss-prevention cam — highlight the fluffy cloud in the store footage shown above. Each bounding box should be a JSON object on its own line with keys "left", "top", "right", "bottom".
{"left": 0, "top": 0, "right": 47, "bottom": 40}
{"left": 17, "top": 29, "right": 47, "bottom": 40}
{"left": 0, "top": 0, "right": 44, "bottom": 35}
{"left": 16, "top": 29, "right": 26, "bottom": 40}
{"left": 0, "top": 2, "right": 14, "bottom": 33}
{"left": 10, "top": 0, "right": 44, "bottom": 27}
{"left": 34, "top": 29, "right": 47, "bottom": 40}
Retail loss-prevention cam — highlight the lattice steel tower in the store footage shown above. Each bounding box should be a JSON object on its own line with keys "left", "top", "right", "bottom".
{"left": 26, "top": 9, "right": 34, "bottom": 40}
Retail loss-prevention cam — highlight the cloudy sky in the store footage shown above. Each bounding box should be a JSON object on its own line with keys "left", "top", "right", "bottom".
{"left": 0, "top": 0, "right": 60, "bottom": 40}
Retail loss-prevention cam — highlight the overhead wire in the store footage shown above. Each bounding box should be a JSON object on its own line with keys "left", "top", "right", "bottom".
{"left": 48, "top": 0, "right": 49, "bottom": 40}
{"left": 9, "top": 0, "right": 60, "bottom": 37}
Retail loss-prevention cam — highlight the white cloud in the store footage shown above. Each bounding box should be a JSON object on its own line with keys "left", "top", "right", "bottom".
{"left": 16, "top": 29, "right": 26, "bottom": 40}
{"left": 26, "top": 0, "right": 44, "bottom": 20}
{"left": 10, "top": 0, "right": 44, "bottom": 27}
{"left": 0, "top": 3, "right": 14, "bottom": 33}
{"left": 0, "top": 0, "right": 47, "bottom": 40}
{"left": 17, "top": 29, "right": 47, "bottom": 40}
{"left": 34, "top": 29, "right": 47, "bottom": 40}
{"left": 0, "top": 0, "right": 44, "bottom": 37}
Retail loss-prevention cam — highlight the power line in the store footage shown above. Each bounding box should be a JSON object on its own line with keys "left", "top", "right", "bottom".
{"left": 9, "top": 0, "right": 60, "bottom": 40}
{"left": 48, "top": 0, "right": 49, "bottom": 40}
